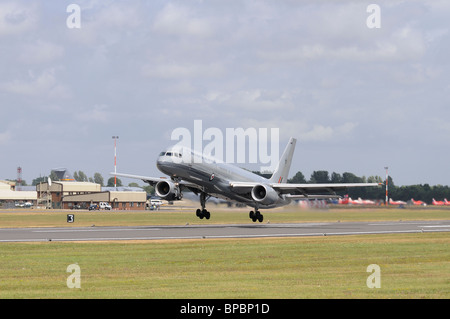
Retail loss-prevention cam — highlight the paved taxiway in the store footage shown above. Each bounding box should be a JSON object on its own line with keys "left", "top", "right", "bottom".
{"left": 0, "top": 220, "right": 449, "bottom": 242}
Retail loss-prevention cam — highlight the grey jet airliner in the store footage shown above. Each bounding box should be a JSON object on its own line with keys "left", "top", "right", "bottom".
{"left": 112, "top": 138, "right": 379, "bottom": 222}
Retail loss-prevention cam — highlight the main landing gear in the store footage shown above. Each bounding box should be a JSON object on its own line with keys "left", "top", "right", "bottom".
{"left": 249, "top": 210, "right": 263, "bottom": 223}
{"left": 196, "top": 208, "right": 210, "bottom": 219}
{"left": 196, "top": 192, "right": 211, "bottom": 220}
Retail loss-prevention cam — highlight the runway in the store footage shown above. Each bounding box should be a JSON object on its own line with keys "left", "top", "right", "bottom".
{"left": 0, "top": 220, "right": 449, "bottom": 242}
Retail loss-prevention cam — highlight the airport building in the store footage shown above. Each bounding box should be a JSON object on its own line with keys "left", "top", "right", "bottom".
{"left": 0, "top": 181, "right": 37, "bottom": 208}
{"left": 62, "top": 190, "right": 147, "bottom": 210}
{"left": 36, "top": 181, "right": 147, "bottom": 210}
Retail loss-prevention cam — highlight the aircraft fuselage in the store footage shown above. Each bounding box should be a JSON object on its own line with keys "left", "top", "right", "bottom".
{"left": 156, "top": 147, "right": 290, "bottom": 208}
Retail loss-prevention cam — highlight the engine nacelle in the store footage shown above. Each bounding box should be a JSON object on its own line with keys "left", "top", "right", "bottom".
{"left": 251, "top": 184, "right": 279, "bottom": 206}
{"left": 155, "top": 180, "right": 181, "bottom": 201}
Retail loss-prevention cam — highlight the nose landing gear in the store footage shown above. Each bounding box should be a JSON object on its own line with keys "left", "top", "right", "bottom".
{"left": 196, "top": 192, "right": 211, "bottom": 220}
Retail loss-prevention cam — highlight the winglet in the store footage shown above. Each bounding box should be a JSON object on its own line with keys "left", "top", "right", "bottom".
{"left": 269, "top": 137, "right": 296, "bottom": 184}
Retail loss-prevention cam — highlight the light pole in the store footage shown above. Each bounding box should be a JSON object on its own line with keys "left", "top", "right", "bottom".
{"left": 112, "top": 136, "right": 119, "bottom": 188}
{"left": 384, "top": 166, "right": 389, "bottom": 206}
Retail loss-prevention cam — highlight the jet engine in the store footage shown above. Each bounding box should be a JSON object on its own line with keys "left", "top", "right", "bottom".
{"left": 251, "top": 184, "right": 279, "bottom": 206}
{"left": 155, "top": 180, "right": 182, "bottom": 200}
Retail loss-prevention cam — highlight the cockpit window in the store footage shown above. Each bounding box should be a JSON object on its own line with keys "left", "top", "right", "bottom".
{"left": 159, "top": 151, "right": 182, "bottom": 157}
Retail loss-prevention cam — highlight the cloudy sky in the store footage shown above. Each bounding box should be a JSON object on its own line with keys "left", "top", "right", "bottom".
{"left": 0, "top": 0, "right": 449, "bottom": 186}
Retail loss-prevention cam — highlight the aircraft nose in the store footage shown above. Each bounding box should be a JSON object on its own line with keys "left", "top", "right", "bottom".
{"left": 156, "top": 157, "right": 167, "bottom": 173}
{"left": 156, "top": 156, "right": 167, "bottom": 168}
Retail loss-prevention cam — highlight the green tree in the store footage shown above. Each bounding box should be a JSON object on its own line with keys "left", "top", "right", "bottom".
{"left": 142, "top": 185, "right": 155, "bottom": 195}
{"left": 32, "top": 177, "right": 47, "bottom": 186}
{"left": 367, "top": 176, "right": 383, "bottom": 184}
{"left": 310, "top": 170, "right": 330, "bottom": 183}
{"left": 128, "top": 182, "right": 140, "bottom": 187}
{"left": 342, "top": 172, "right": 363, "bottom": 183}
{"left": 107, "top": 177, "right": 122, "bottom": 187}
{"left": 93, "top": 172, "right": 104, "bottom": 186}
{"left": 288, "top": 171, "right": 306, "bottom": 184}
{"left": 49, "top": 171, "right": 59, "bottom": 181}
{"left": 331, "top": 172, "right": 343, "bottom": 183}
{"left": 74, "top": 171, "right": 88, "bottom": 182}
{"left": 14, "top": 179, "right": 27, "bottom": 186}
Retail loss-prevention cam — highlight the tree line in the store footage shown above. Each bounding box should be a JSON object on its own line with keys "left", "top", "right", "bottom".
{"left": 257, "top": 170, "right": 450, "bottom": 204}
{"left": 29, "top": 171, "right": 118, "bottom": 187}
{"left": 11, "top": 169, "right": 450, "bottom": 204}
{"left": 31, "top": 171, "right": 155, "bottom": 194}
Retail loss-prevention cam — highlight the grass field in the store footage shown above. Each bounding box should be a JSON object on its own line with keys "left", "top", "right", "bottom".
{"left": 0, "top": 206, "right": 449, "bottom": 299}
{"left": 0, "top": 205, "right": 449, "bottom": 228}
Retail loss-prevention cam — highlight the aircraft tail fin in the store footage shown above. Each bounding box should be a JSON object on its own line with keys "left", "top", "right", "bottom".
{"left": 269, "top": 137, "right": 296, "bottom": 184}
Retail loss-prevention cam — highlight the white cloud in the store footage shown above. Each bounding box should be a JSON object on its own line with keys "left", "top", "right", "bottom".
{"left": 64, "top": 1, "right": 144, "bottom": 46}
{"left": 152, "top": 3, "right": 214, "bottom": 38}
{"left": 0, "top": 0, "right": 449, "bottom": 186}
{"left": 299, "top": 122, "right": 358, "bottom": 142}
{"left": 0, "top": 2, "right": 39, "bottom": 36}
{"left": 258, "top": 29, "right": 425, "bottom": 65}
{"left": 202, "top": 89, "right": 296, "bottom": 113}
{"left": 0, "top": 131, "right": 12, "bottom": 145}
{"left": 19, "top": 40, "right": 65, "bottom": 64}
{"left": 142, "top": 61, "right": 224, "bottom": 79}
{"left": 0, "top": 68, "right": 71, "bottom": 99}
{"left": 74, "top": 104, "right": 111, "bottom": 123}
{"left": 94, "top": 3, "right": 143, "bottom": 29}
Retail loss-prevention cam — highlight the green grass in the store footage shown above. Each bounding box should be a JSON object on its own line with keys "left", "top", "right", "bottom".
{"left": 0, "top": 233, "right": 448, "bottom": 298}
{"left": 0, "top": 206, "right": 449, "bottom": 228}
{"left": 0, "top": 206, "right": 448, "bottom": 298}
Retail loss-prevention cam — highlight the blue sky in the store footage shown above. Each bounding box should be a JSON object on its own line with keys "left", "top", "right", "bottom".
{"left": 0, "top": 0, "right": 449, "bottom": 186}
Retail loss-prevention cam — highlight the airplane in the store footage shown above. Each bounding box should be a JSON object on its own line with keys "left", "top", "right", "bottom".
{"left": 111, "top": 137, "right": 379, "bottom": 222}
{"left": 411, "top": 198, "right": 426, "bottom": 206}
{"left": 355, "top": 197, "right": 376, "bottom": 205}
{"left": 389, "top": 198, "right": 407, "bottom": 205}
{"left": 432, "top": 198, "right": 445, "bottom": 206}
{"left": 444, "top": 199, "right": 450, "bottom": 206}
{"left": 338, "top": 196, "right": 375, "bottom": 205}
{"left": 338, "top": 195, "right": 350, "bottom": 205}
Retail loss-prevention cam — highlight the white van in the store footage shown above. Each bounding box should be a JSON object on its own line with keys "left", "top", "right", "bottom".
{"left": 99, "top": 202, "right": 112, "bottom": 210}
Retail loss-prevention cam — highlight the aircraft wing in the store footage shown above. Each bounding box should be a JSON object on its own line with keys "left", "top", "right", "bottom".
{"left": 229, "top": 181, "right": 380, "bottom": 198}
{"left": 272, "top": 182, "right": 380, "bottom": 198}
{"left": 110, "top": 172, "right": 200, "bottom": 189}
{"left": 110, "top": 172, "right": 168, "bottom": 185}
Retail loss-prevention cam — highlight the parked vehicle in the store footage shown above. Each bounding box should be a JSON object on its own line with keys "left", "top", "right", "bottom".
{"left": 88, "top": 204, "right": 99, "bottom": 211}
{"left": 88, "top": 202, "right": 112, "bottom": 211}
{"left": 148, "top": 199, "right": 163, "bottom": 210}
{"left": 99, "top": 202, "right": 112, "bottom": 210}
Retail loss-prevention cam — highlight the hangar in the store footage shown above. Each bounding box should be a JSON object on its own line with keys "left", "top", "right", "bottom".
{"left": 0, "top": 181, "right": 37, "bottom": 208}
{"left": 62, "top": 190, "right": 147, "bottom": 210}
{"left": 36, "top": 181, "right": 146, "bottom": 210}
{"left": 36, "top": 181, "right": 101, "bottom": 209}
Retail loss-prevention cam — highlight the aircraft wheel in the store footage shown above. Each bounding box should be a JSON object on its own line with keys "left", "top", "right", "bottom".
{"left": 203, "top": 209, "right": 210, "bottom": 220}
{"left": 249, "top": 211, "right": 255, "bottom": 219}
{"left": 257, "top": 214, "right": 263, "bottom": 223}
{"left": 196, "top": 209, "right": 202, "bottom": 217}
{"left": 255, "top": 210, "right": 263, "bottom": 223}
